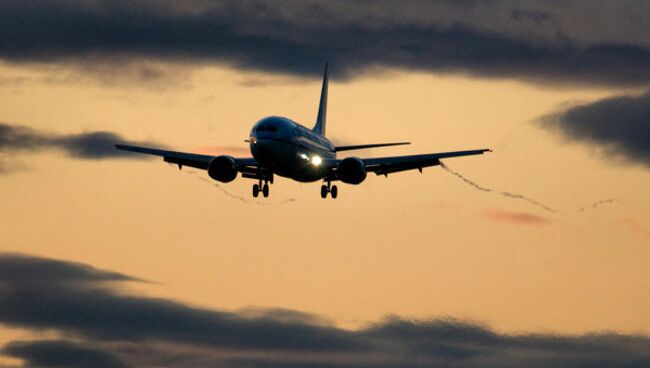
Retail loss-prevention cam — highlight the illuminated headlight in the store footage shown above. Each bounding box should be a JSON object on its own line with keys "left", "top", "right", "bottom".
{"left": 311, "top": 155, "right": 322, "bottom": 166}
{"left": 299, "top": 153, "right": 309, "bottom": 160}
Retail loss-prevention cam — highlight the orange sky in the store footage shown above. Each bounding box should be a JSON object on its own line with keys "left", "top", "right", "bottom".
{"left": 1, "top": 60, "right": 649, "bottom": 340}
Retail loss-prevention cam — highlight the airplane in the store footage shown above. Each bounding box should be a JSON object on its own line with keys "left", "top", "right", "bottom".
{"left": 116, "top": 64, "right": 490, "bottom": 199}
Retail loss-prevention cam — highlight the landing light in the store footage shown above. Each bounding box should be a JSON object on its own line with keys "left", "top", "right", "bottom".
{"left": 311, "top": 155, "right": 322, "bottom": 166}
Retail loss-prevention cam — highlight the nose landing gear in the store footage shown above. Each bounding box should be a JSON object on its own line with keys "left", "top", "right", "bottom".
{"left": 320, "top": 181, "right": 338, "bottom": 199}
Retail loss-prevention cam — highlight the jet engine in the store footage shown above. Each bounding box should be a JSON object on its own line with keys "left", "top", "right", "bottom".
{"left": 337, "top": 157, "right": 367, "bottom": 184}
{"left": 208, "top": 155, "right": 238, "bottom": 182}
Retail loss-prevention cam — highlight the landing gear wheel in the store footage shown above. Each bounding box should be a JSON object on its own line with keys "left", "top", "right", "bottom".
{"left": 252, "top": 184, "right": 260, "bottom": 198}
{"left": 262, "top": 183, "right": 269, "bottom": 198}
{"left": 320, "top": 185, "right": 328, "bottom": 199}
{"left": 330, "top": 185, "right": 338, "bottom": 199}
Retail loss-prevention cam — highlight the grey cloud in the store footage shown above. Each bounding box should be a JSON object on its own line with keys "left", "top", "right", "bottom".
{"left": 0, "top": 253, "right": 140, "bottom": 285}
{"left": 3, "top": 340, "right": 131, "bottom": 368}
{"left": 541, "top": 91, "right": 650, "bottom": 167}
{"left": 0, "top": 124, "right": 50, "bottom": 152}
{"left": 2, "top": 253, "right": 650, "bottom": 368}
{"left": 0, "top": 253, "right": 360, "bottom": 353}
{"left": 0, "top": 123, "right": 160, "bottom": 172}
{"left": 55, "top": 132, "right": 145, "bottom": 159}
{"left": 1, "top": 1, "right": 650, "bottom": 87}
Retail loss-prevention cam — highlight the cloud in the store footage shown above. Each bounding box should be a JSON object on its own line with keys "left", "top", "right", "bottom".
{"left": 0, "top": 253, "right": 360, "bottom": 353}
{"left": 3, "top": 253, "right": 650, "bottom": 368}
{"left": 0, "top": 253, "right": 141, "bottom": 285}
{"left": 3, "top": 340, "right": 131, "bottom": 368}
{"left": 540, "top": 91, "right": 650, "bottom": 168}
{"left": 0, "top": 123, "right": 163, "bottom": 174}
{"left": 1, "top": 1, "right": 650, "bottom": 87}
{"left": 484, "top": 209, "right": 550, "bottom": 225}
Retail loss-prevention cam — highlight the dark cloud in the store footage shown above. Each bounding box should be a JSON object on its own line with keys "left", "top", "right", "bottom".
{"left": 541, "top": 91, "right": 650, "bottom": 167}
{"left": 0, "top": 253, "right": 360, "bottom": 353}
{"left": 56, "top": 132, "right": 145, "bottom": 159}
{"left": 0, "top": 253, "right": 140, "bottom": 285}
{"left": 1, "top": 1, "right": 650, "bottom": 86}
{"left": 0, "top": 123, "right": 161, "bottom": 173}
{"left": 0, "top": 124, "right": 50, "bottom": 152}
{"left": 3, "top": 340, "right": 130, "bottom": 368}
{"left": 3, "top": 253, "right": 650, "bottom": 368}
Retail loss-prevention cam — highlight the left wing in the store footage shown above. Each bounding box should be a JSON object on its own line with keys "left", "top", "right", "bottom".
{"left": 361, "top": 149, "right": 490, "bottom": 176}
{"left": 115, "top": 144, "right": 258, "bottom": 173}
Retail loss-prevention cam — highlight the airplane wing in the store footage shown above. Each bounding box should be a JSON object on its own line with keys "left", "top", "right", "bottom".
{"left": 361, "top": 149, "right": 490, "bottom": 176}
{"left": 114, "top": 144, "right": 259, "bottom": 173}
{"left": 334, "top": 142, "right": 410, "bottom": 152}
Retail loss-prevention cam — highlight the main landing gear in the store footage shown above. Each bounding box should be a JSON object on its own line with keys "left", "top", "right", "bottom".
{"left": 320, "top": 181, "right": 338, "bottom": 199}
{"left": 252, "top": 179, "right": 270, "bottom": 198}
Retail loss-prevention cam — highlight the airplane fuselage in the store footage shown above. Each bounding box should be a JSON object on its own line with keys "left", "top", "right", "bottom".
{"left": 250, "top": 116, "right": 335, "bottom": 182}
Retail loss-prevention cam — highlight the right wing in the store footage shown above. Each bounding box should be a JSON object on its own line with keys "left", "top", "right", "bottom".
{"left": 334, "top": 142, "right": 410, "bottom": 152}
{"left": 115, "top": 144, "right": 259, "bottom": 174}
{"left": 362, "top": 149, "right": 490, "bottom": 176}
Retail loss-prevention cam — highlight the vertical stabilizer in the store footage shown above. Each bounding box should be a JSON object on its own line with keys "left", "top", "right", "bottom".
{"left": 312, "top": 63, "right": 329, "bottom": 136}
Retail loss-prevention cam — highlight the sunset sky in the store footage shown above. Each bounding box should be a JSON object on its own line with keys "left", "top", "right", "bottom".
{"left": 1, "top": 1, "right": 650, "bottom": 367}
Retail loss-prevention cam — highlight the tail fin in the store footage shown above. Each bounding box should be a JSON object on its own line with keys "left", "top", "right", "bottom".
{"left": 312, "top": 63, "right": 329, "bottom": 136}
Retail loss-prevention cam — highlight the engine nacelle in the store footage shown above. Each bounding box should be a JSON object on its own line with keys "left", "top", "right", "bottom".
{"left": 207, "top": 155, "right": 238, "bottom": 182}
{"left": 337, "top": 157, "right": 367, "bottom": 184}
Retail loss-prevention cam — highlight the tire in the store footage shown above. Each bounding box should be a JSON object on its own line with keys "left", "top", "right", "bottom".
{"left": 320, "top": 185, "right": 328, "bottom": 199}
{"left": 330, "top": 185, "right": 338, "bottom": 199}
{"left": 262, "top": 184, "right": 269, "bottom": 198}
{"left": 252, "top": 184, "right": 259, "bottom": 198}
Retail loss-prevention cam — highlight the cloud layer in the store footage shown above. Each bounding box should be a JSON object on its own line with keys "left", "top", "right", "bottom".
{"left": 0, "top": 123, "right": 161, "bottom": 174}
{"left": 2, "top": 253, "right": 650, "bottom": 368}
{"left": 2, "top": 0, "right": 650, "bottom": 87}
{"left": 2, "top": 1, "right": 649, "bottom": 171}
{"left": 3, "top": 340, "right": 131, "bottom": 368}
{"left": 541, "top": 92, "right": 650, "bottom": 167}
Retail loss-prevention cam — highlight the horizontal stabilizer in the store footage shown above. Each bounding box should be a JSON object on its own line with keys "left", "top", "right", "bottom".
{"left": 335, "top": 142, "right": 410, "bottom": 152}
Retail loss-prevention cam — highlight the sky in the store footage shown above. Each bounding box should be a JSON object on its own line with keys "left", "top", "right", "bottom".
{"left": 1, "top": 1, "right": 650, "bottom": 367}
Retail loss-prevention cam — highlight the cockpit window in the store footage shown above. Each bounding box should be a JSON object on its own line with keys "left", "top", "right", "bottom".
{"left": 256, "top": 125, "right": 278, "bottom": 133}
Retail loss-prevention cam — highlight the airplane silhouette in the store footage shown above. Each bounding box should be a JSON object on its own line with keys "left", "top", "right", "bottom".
{"left": 116, "top": 64, "right": 490, "bottom": 199}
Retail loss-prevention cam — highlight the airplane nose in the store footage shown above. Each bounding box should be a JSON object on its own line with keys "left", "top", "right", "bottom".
{"left": 251, "top": 139, "right": 274, "bottom": 165}
{"left": 254, "top": 140, "right": 271, "bottom": 154}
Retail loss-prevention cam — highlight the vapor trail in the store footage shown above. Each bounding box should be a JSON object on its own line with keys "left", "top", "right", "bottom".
{"left": 189, "top": 171, "right": 296, "bottom": 205}
{"left": 195, "top": 176, "right": 252, "bottom": 203}
{"left": 578, "top": 199, "right": 619, "bottom": 212}
{"left": 439, "top": 162, "right": 556, "bottom": 213}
